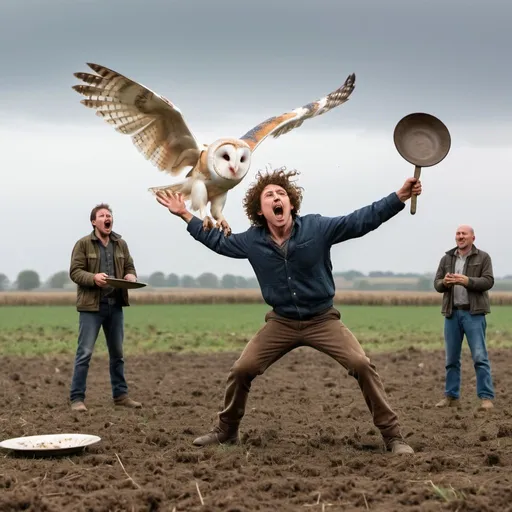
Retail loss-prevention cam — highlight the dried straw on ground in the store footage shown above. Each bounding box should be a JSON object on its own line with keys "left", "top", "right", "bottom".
{"left": 2, "top": 289, "right": 512, "bottom": 306}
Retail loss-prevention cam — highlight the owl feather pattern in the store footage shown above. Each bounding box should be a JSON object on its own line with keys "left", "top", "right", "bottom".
{"left": 73, "top": 63, "right": 355, "bottom": 235}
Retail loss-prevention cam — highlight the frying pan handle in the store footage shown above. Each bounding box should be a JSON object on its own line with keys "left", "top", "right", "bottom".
{"left": 410, "top": 166, "right": 421, "bottom": 215}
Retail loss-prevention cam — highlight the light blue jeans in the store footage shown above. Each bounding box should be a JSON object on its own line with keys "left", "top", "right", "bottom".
{"left": 443, "top": 309, "right": 494, "bottom": 400}
{"left": 70, "top": 303, "right": 128, "bottom": 403}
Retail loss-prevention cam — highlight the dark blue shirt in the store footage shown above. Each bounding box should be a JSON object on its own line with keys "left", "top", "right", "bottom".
{"left": 187, "top": 192, "right": 405, "bottom": 319}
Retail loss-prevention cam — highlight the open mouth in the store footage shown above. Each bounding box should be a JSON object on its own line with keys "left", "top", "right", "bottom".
{"left": 273, "top": 204, "right": 284, "bottom": 220}
{"left": 104, "top": 221, "right": 112, "bottom": 229}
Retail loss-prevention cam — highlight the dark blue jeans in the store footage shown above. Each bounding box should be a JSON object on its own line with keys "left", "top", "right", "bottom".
{"left": 70, "top": 303, "right": 128, "bottom": 403}
{"left": 443, "top": 310, "right": 494, "bottom": 400}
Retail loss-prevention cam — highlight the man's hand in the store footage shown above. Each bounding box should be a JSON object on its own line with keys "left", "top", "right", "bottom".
{"left": 445, "top": 273, "right": 469, "bottom": 287}
{"left": 442, "top": 273, "right": 453, "bottom": 287}
{"left": 155, "top": 190, "right": 193, "bottom": 223}
{"left": 396, "top": 177, "right": 422, "bottom": 202}
{"left": 94, "top": 272, "right": 108, "bottom": 287}
{"left": 124, "top": 274, "right": 137, "bottom": 282}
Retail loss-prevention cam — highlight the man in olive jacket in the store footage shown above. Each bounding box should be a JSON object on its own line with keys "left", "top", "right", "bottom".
{"left": 69, "top": 203, "right": 142, "bottom": 412}
{"left": 433, "top": 225, "right": 495, "bottom": 410}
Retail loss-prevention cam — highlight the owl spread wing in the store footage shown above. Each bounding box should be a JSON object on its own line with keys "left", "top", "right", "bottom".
{"left": 72, "top": 63, "right": 202, "bottom": 175}
{"left": 240, "top": 73, "right": 355, "bottom": 151}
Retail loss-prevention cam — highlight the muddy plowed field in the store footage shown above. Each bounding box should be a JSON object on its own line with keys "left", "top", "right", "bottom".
{"left": 1, "top": 348, "right": 511, "bottom": 511}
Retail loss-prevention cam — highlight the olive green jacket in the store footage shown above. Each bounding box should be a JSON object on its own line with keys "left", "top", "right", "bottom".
{"left": 69, "top": 231, "right": 137, "bottom": 312}
{"left": 433, "top": 245, "right": 493, "bottom": 317}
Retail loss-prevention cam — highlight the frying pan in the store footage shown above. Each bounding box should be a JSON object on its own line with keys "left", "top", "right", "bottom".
{"left": 393, "top": 113, "right": 451, "bottom": 214}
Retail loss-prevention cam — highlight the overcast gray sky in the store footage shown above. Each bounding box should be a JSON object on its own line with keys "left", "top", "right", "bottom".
{"left": 1, "top": 0, "right": 511, "bottom": 281}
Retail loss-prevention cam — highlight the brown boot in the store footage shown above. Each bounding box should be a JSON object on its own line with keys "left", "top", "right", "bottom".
{"left": 114, "top": 395, "right": 142, "bottom": 408}
{"left": 478, "top": 399, "right": 494, "bottom": 411}
{"left": 385, "top": 437, "right": 414, "bottom": 455}
{"left": 193, "top": 425, "right": 239, "bottom": 447}
{"left": 71, "top": 401, "right": 87, "bottom": 412}
{"left": 435, "top": 396, "right": 459, "bottom": 408}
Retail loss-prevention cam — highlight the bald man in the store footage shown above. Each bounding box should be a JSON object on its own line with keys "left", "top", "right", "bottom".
{"left": 433, "top": 225, "right": 495, "bottom": 410}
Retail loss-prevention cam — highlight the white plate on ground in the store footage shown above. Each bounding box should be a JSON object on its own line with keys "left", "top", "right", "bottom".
{"left": 0, "top": 433, "right": 101, "bottom": 456}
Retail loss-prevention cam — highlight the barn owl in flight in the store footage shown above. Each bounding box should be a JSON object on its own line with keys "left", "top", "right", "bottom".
{"left": 73, "top": 63, "right": 355, "bottom": 235}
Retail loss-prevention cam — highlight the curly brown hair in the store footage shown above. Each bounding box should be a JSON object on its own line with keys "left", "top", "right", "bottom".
{"left": 243, "top": 167, "right": 304, "bottom": 227}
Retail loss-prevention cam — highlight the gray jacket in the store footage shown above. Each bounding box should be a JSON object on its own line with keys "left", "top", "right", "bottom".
{"left": 433, "top": 245, "right": 493, "bottom": 317}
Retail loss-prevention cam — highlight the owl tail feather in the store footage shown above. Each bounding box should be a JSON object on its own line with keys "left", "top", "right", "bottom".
{"left": 148, "top": 180, "right": 192, "bottom": 200}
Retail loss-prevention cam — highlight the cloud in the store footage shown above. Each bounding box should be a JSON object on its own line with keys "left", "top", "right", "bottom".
{"left": 0, "top": 0, "right": 510, "bottom": 127}
{"left": 1, "top": 0, "right": 511, "bottom": 282}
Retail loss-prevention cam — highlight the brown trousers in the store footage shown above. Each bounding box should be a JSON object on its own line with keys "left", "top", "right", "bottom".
{"left": 217, "top": 307, "right": 401, "bottom": 440}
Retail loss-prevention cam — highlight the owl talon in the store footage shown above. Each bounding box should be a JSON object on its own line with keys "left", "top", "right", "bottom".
{"left": 202, "top": 216, "right": 214, "bottom": 231}
{"left": 216, "top": 220, "right": 232, "bottom": 237}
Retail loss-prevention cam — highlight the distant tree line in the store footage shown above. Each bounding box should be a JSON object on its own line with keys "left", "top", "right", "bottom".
{"left": 333, "top": 270, "right": 428, "bottom": 279}
{"left": 142, "top": 272, "right": 259, "bottom": 289}
{"left": 3, "top": 269, "right": 512, "bottom": 292}
{"left": 0, "top": 270, "right": 260, "bottom": 290}
{"left": 334, "top": 270, "right": 512, "bottom": 292}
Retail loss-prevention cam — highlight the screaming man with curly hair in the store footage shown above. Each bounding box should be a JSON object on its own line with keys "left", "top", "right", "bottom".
{"left": 156, "top": 166, "right": 422, "bottom": 456}
{"left": 242, "top": 167, "right": 303, "bottom": 228}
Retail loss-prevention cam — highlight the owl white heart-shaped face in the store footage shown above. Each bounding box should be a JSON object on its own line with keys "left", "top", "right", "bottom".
{"left": 209, "top": 140, "right": 251, "bottom": 181}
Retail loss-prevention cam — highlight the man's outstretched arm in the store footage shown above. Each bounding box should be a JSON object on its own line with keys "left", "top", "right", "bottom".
{"left": 320, "top": 177, "right": 422, "bottom": 245}
{"left": 155, "top": 190, "right": 251, "bottom": 259}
